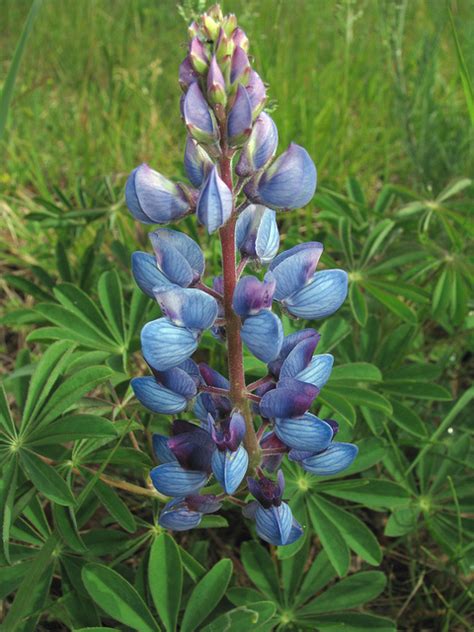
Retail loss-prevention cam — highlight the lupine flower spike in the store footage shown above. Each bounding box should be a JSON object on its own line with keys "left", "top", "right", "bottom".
{"left": 126, "top": 4, "right": 357, "bottom": 546}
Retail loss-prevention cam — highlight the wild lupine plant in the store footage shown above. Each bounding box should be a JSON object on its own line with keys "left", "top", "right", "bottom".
{"left": 126, "top": 5, "right": 357, "bottom": 546}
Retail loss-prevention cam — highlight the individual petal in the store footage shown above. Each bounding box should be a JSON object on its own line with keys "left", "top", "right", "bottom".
{"left": 230, "top": 46, "right": 251, "bottom": 85}
{"left": 274, "top": 413, "right": 333, "bottom": 452}
{"left": 199, "top": 363, "right": 230, "bottom": 390}
{"left": 267, "top": 328, "right": 321, "bottom": 378}
{"left": 241, "top": 311, "right": 283, "bottom": 363}
{"left": 126, "top": 164, "right": 190, "bottom": 224}
{"left": 227, "top": 411, "right": 246, "bottom": 450}
{"left": 150, "top": 462, "right": 208, "bottom": 497}
{"left": 245, "top": 69, "right": 266, "bottom": 118}
{"left": 186, "top": 494, "right": 222, "bottom": 514}
{"left": 183, "top": 82, "right": 219, "bottom": 144}
{"left": 247, "top": 474, "right": 283, "bottom": 508}
{"left": 296, "top": 354, "right": 334, "bottom": 389}
{"left": 141, "top": 318, "right": 198, "bottom": 371}
{"left": 227, "top": 84, "right": 252, "bottom": 146}
{"left": 284, "top": 270, "right": 349, "bottom": 319}
{"left": 131, "top": 252, "right": 175, "bottom": 298}
{"left": 246, "top": 143, "right": 317, "bottom": 210}
{"left": 207, "top": 55, "right": 227, "bottom": 105}
{"left": 158, "top": 498, "right": 202, "bottom": 531}
{"left": 184, "top": 137, "right": 213, "bottom": 187}
{"left": 152, "top": 434, "right": 176, "bottom": 464}
{"left": 232, "top": 273, "right": 276, "bottom": 318}
{"left": 279, "top": 336, "right": 320, "bottom": 379}
{"left": 269, "top": 242, "right": 324, "bottom": 301}
{"left": 131, "top": 377, "right": 188, "bottom": 414}
{"left": 242, "top": 500, "right": 259, "bottom": 519}
{"left": 259, "top": 379, "right": 318, "bottom": 419}
{"left": 168, "top": 423, "right": 215, "bottom": 472}
{"left": 212, "top": 445, "right": 249, "bottom": 494}
{"left": 235, "top": 204, "right": 279, "bottom": 264}
{"left": 236, "top": 112, "right": 278, "bottom": 177}
{"left": 197, "top": 166, "right": 233, "bottom": 234}
{"left": 155, "top": 365, "right": 198, "bottom": 399}
{"left": 260, "top": 431, "right": 287, "bottom": 472}
{"left": 154, "top": 287, "right": 218, "bottom": 331}
{"left": 299, "top": 442, "right": 359, "bottom": 476}
{"left": 255, "top": 503, "right": 294, "bottom": 546}
{"left": 232, "top": 27, "right": 249, "bottom": 50}
{"left": 149, "top": 228, "right": 204, "bottom": 287}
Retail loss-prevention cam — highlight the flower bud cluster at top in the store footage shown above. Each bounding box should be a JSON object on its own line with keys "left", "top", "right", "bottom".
{"left": 126, "top": 4, "right": 357, "bottom": 546}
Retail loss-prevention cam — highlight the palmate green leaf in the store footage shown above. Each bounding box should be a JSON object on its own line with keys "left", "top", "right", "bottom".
{"left": 98, "top": 270, "right": 126, "bottom": 344}
{"left": 241, "top": 541, "right": 282, "bottom": 603}
{"left": 82, "top": 563, "right": 160, "bottom": 632}
{"left": 299, "top": 571, "right": 386, "bottom": 615}
{"left": 92, "top": 479, "right": 136, "bottom": 533}
{"left": 390, "top": 401, "right": 427, "bottom": 438}
{"left": 53, "top": 283, "right": 114, "bottom": 339}
{"left": 33, "top": 366, "right": 113, "bottom": 427}
{"left": 322, "top": 479, "right": 410, "bottom": 509}
{"left": 180, "top": 559, "right": 233, "bottom": 632}
{"left": 201, "top": 601, "right": 277, "bottom": 632}
{"left": 349, "top": 282, "right": 368, "bottom": 326}
{"left": 21, "top": 340, "right": 74, "bottom": 430}
{"left": 364, "top": 282, "right": 417, "bottom": 324}
{"left": 0, "top": 383, "right": 17, "bottom": 438}
{"left": 149, "top": 533, "right": 183, "bottom": 632}
{"left": 310, "top": 494, "right": 382, "bottom": 566}
{"left": 26, "top": 414, "right": 118, "bottom": 446}
{"left": 1, "top": 457, "right": 18, "bottom": 563}
{"left": 20, "top": 451, "right": 75, "bottom": 506}
{"left": 301, "top": 612, "right": 396, "bottom": 631}
{"left": 307, "top": 497, "right": 350, "bottom": 577}
{"left": 330, "top": 362, "right": 382, "bottom": 382}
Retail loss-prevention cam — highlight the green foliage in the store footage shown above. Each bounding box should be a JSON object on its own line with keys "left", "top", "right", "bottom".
{"left": 0, "top": 0, "right": 472, "bottom": 629}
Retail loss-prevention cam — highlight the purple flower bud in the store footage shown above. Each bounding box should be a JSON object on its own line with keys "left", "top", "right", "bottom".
{"left": 230, "top": 46, "right": 251, "bottom": 86}
{"left": 236, "top": 112, "right": 278, "bottom": 177}
{"left": 202, "top": 14, "right": 220, "bottom": 40}
{"left": 215, "top": 28, "right": 234, "bottom": 62}
{"left": 196, "top": 166, "right": 233, "bottom": 233}
{"left": 235, "top": 204, "right": 280, "bottom": 264}
{"left": 199, "top": 363, "right": 230, "bottom": 390}
{"left": 126, "top": 164, "right": 190, "bottom": 225}
{"left": 207, "top": 55, "right": 227, "bottom": 105}
{"left": 212, "top": 411, "right": 246, "bottom": 451}
{"left": 260, "top": 431, "right": 287, "bottom": 472}
{"left": 186, "top": 493, "right": 222, "bottom": 514}
{"left": 168, "top": 419, "right": 215, "bottom": 472}
{"left": 232, "top": 273, "right": 276, "bottom": 318}
{"left": 184, "top": 137, "right": 213, "bottom": 188}
{"left": 325, "top": 418, "right": 339, "bottom": 437}
{"left": 245, "top": 143, "right": 317, "bottom": 210}
{"left": 247, "top": 470, "right": 285, "bottom": 508}
{"left": 179, "top": 56, "right": 199, "bottom": 91}
{"left": 183, "top": 83, "right": 219, "bottom": 144}
{"left": 222, "top": 13, "right": 238, "bottom": 36}
{"left": 232, "top": 27, "right": 249, "bottom": 51}
{"left": 189, "top": 37, "right": 209, "bottom": 74}
{"left": 227, "top": 85, "right": 253, "bottom": 146}
{"left": 246, "top": 70, "right": 266, "bottom": 119}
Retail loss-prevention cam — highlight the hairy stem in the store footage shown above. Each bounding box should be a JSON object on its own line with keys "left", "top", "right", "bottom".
{"left": 219, "top": 151, "right": 260, "bottom": 469}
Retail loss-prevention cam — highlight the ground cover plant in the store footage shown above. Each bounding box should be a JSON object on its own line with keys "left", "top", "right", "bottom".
{"left": 1, "top": 0, "right": 473, "bottom": 630}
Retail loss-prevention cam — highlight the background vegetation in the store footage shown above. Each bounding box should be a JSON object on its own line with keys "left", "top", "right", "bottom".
{"left": 1, "top": 0, "right": 473, "bottom": 630}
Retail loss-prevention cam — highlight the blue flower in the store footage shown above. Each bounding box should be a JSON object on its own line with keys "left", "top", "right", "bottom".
{"left": 154, "top": 287, "right": 218, "bottom": 331}
{"left": 197, "top": 166, "right": 233, "bottom": 233}
{"left": 183, "top": 82, "right": 219, "bottom": 144}
{"left": 149, "top": 228, "right": 205, "bottom": 287}
{"left": 131, "top": 363, "right": 198, "bottom": 415}
{"left": 159, "top": 494, "right": 222, "bottom": 531}
{"left": 236, "top": 112, "right": 278, "bottom": 178}
{"left": 289, "top": 442, "right": 358, "bottom": 476}
{"left": 244, "top": 143, "right": 317, "bottom": 210}
{"left": 211, "top": 412, "right": 248, "bottom": 494}
{"left": 141, "top": 318, "right": 199, "bottom": 371}
{"left": 235, "top": 204, "right": 280, "bottom": 264}
{"left": 126, "top": 164, "right": 190, "bottom": 224}
{"left": 227, "top": 84, "right": 253, "bottom": 146}
{"left": 245, "top": 69, "right": 266, "bottom": 118}
{"left": 184, "top": 137, "right": 213, "bottom": 187}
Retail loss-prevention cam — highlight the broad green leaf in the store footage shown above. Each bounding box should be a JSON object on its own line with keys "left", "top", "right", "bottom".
{"left": 330, "top": 362, "right": 382, "bottom": 382}
{"left": 391, "top": 401, "right": 427, "bottom": 438}
{"left": 0, "top": 561, "right": 31, "bottom": 599}
{"left": 299, "top": 571, "right": 386, "bottom": 614}
{"left": 307, "top": 497, "right": 350, "bottom": 577}
{"left": 52, "top": 504, "right": 86, "bottom": 553}
{"left": 21, "top": 340, "right": 74, "bottom": 429}
{"left": 92, "top": 480, "right": 136, "bottom": 533}
{"left": 82, "top": 563, "right": 160, "bottom": 632}
{"left": 339, "top": 387, "right": 392, "bottom": 415}
{"left": 197, "top": 515, "right": 229, "bottom": 528}
{"left": 381, "top": 381, "right": 452, "bottom": 401}
{"left": 149, "top": 533, "right": 182, "bottom": 632}
{"left": 1, "top": 458, "right": 18, "bottom": 563}
{"left": 201, "top": 601, "right": 276, "bottom": 632}
{"left": 34, "top": 366, "right": 112, "bottom": 426}
{"left": 0, "top": 383, "right": 17, "bottom": 437}
{"left": 179, "top": 546, "right": 207, "bottom": 582}
{"left": 317, "top": 390, "right": 356, "bottom": 427}
{"left": 360, "top": 219, "right": 394, "bottom": 265}
{"left": 301, "top": 612, "right": 396, "bottom": 631}
{"left": 20, "top": 451, "right": 75, "bottom": 506}
{"left": 241, "top": 541, "right": 282, "bottom": 603}
{"left": 312, "top": 495, "right": 382, "bottom": 565}
{"left": 4, "top": 274, "right": 51, "bottom": 302}
{"left": 98, "top": 270, "right": 126, "bottom": 344}
{"left": 27, "top": 414, "right": 117, "bottom": 446}
{"left": 128, "top": 286, "right": 151, "bottom": 341}
{"left": 322, "top": 479, "right": 410, "bottom": 508}
{"left": 384, "top": 363, "right": 442, "bottom": 383}
{"left": 349, "top": 282, "right": 368, "bottom": 326}
{"left": 384, "top": 506, "right": 420, "bottom": 537}
{"left": 181, "top": 559, "right": 233, "bottom": 632}
{"left": 295, "top": 550, "right": 336, "bottom": 607}
{"left": 226, "top": 587, "right": 265, "bottom": 606}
